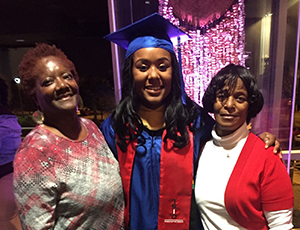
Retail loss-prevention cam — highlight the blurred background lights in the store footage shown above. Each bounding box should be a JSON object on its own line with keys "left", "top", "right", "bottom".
{"left": 14, "top": 77, "right": 21, "bottom": 84}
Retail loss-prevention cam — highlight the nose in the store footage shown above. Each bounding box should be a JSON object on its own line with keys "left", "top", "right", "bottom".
{"left": 148, "top": 66, "right": 159, "bottom": 79}
{"left": 55, "top": 76, "right": 68, "bottom": 91}
{"left": 224, "top": 96, "right": 235, "bottom": 109}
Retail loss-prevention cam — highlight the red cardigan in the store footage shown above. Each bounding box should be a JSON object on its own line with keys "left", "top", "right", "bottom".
{"left": 225, "top": 132, "right": 294, "bottom": 229}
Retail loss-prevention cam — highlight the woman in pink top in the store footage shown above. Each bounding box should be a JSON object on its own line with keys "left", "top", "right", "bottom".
{"left": 13, "top": 43, "right": 125, "bottom": 230}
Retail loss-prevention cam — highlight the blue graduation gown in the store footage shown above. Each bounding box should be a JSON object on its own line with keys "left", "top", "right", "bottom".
{"left": 100, "top": 111, "right": 214, "bottom": 230}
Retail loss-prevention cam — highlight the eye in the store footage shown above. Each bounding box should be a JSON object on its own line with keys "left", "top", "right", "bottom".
{"left": 158, "top": 64, "right": 168, "bottom": 72}
{"left": 137, "top": 64, "right": 148, "bottom": 72}
{"left": 217, "top": 93, "right": 227, "bottom": 102}
{"left": 236, "top": 95, "right": 247, "bottom": 103}
{"left": 41, "top": 78, "right": 53, "bottom": 87}
{"left": 62, "top": 73, "right": 73, "bottom": 80}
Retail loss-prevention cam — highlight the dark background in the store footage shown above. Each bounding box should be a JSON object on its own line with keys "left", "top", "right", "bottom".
{"left": 0, "top": 0, "right": 158, "bottom": 122}
{"left": 0, "top": 0, "right": 159, "bottom": 78}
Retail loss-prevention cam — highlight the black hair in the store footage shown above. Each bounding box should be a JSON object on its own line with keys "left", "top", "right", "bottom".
{"left": 202, "top": 64, "right": 264, "bottom": 123}
{"left": 112, "top": 52, "right": 204, "bottom": 152}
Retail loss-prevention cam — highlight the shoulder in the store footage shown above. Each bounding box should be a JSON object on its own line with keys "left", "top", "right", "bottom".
{"left": 100, "top": 115, "right": 118, "bottom": 157}
{"left": 15, "top": 126, "right": 54, "bottom": 161}
{"left": 193, "top": 107, "right": 215, "bottom": 129}
{"left": 100, "top": 115, "right": 113, "bottom": 130}
{"left": 80, "top": 117, "right": 102, "bottom": 135}
{"left": 245, "top": 133, "right": 275, "bottom": 157}
{"left": 244, "top": 133, "right": 290, "bottom": 169}
{"left": 79, "top": 117, "right": 113, "bottom": 150}
{"left": 0, "top": 114, "right": 22, "bottom": 131}
{"left": 19, "top": 125, "right": 49, "bottom": 147}
{"left": 80, "top": 117, "right": 97, "bottom": 128}
{"left": 100, "top": 115, "right": 115, "bottom": 139}
{"left": 192, "top": 108, "right": 214, "bottom": 143}
{"left": 14, "top": 126, "right": 55, "bottom": 174}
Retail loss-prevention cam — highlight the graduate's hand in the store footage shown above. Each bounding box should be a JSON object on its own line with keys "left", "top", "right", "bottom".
{"left": 259, "top": 132, "right": 282, "bottom": 158}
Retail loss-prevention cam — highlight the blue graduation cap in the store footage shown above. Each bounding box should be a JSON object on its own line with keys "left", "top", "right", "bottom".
{"left": 104, "top": 13, "right": 191, "bottom": 59}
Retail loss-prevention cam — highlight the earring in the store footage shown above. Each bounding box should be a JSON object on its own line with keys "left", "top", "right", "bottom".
{"left": 32, "top": 110, "right": 44, "bottom": 124}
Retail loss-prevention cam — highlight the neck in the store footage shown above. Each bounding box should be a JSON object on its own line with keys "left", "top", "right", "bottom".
{"left": 212, "top": 122, "right": 249, "bottom": 149}
{"left": 42, "top": 111, "right": 86, "bottom": 140}
{"left": 138, "top": 105, "right": 165, "bottom": 130}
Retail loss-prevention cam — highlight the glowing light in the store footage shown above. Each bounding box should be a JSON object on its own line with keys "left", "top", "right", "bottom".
{"left": 159, "top": 0, "right": 245, "bottom": 106}
{"left": 14, "top": 77, "right": 21, "bottom": 84}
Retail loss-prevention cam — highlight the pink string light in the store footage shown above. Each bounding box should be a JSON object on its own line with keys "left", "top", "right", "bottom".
{"left": 159, "top": 0, "right": 246, "bottom": 106}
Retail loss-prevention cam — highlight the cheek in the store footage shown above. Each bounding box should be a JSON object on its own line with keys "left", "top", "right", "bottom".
{"left": 241, "top": 105, "right": 249, "bottom": 118}
{"left": 165, "top": 78, "right": 172, "bottom": 93}
{"left": 133, "top": 73, "right": 145, "bottom": 91}
{"left": 213, "top": 101, "right": 221, "bottom": 113}
{"left": 132, "top": 67, "right": 141, "bottom": 81}
{"left": 71, "top": 81, "right": 79, "bottom": 93}
{"left": 133, "top": 80, "right": 145, "bottom": 99}
{"left": 163, "top": 71, "right": 172, "bottom": 92}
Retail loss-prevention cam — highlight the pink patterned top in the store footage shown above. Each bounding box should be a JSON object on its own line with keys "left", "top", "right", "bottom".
{"left": 13, "top": 118, "right": 124, "bottom": 230}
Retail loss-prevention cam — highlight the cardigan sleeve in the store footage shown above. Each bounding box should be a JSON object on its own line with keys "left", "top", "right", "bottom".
{"left": 260, "top": 146, "right": 294, "bottom": 211}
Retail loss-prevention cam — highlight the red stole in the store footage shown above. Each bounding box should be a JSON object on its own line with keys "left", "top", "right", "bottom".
{"left": 117, "top": 129, "right": 194, "bottom": 230}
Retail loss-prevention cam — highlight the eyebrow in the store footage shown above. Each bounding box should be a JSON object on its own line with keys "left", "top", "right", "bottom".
{"left": 135, "top": 56, "right": 171, "bottom": 62}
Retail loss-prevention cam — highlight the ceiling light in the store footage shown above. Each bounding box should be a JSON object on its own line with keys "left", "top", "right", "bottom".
{"left": 15, "top": 39, "right": 25, "bottom": 42}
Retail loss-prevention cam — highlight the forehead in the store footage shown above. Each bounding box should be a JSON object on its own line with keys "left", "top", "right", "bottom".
{"left": 233, "top": 78, "right": 245, "bottom": 89}
{"left": 34, "top": 56, "right": 70, "bottom": 74}
{"left": 32, "top": 57, "right": 66, "bottom": 86}
{"left": 221, "top": 77, "right": 246, "bottom": 92}
{"left": 133, "top": 47, "right": 171, "bottom": 60}
{"left": 38, "top": 56, "right": 66, "bottom": 67}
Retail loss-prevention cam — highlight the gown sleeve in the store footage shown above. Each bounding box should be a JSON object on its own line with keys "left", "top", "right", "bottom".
{"left": 100, "top": 115, "right": 118, "bottom": 159}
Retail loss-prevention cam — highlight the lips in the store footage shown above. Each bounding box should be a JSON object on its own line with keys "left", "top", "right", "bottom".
{"left": 145, "top": 86, "right": 162, "bottom": 90}
{"left": 145, "top": 85, "right": 163, "bottom": 94}
{"left": 220, "top": 114, "right": 237, "bottom": 119}
{"left": 56, "top": 93, "right": 73, "bottom": 100}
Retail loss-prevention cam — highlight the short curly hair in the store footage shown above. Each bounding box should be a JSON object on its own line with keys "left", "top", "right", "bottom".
{"left": 202, "top": 64, "right": 264, "bottom": 123}
{"left": 19, "top": 43, "right": 79, "bottom": 98}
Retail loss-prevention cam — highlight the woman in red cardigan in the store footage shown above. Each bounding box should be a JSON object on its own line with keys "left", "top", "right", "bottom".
{"left": 195, "top": 64, "right": 294, "bottom": 229}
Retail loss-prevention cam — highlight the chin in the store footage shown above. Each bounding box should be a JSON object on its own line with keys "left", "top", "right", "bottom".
{"left": 53, "top": 104, "right": 77, "bottom": 112}
{"left": 145, "top": 101, "right": 165, "bottom": 109}
{"left": 139, "top": 97, "right": 161, "bottom": 109}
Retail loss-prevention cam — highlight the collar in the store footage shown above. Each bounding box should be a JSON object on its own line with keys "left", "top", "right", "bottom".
{"left": 212, "top": 122, "right": 249, "bottom": 149}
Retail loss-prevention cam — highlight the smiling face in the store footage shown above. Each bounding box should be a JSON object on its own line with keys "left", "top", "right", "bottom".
{"left": 33, "top": 56, "right": 79, "bottom": 118}
{"left": 214, "top": 78, "right": 249, "bottom": 136}
{"left": 132, "top": 47, "right": 172, "bottom": 110}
